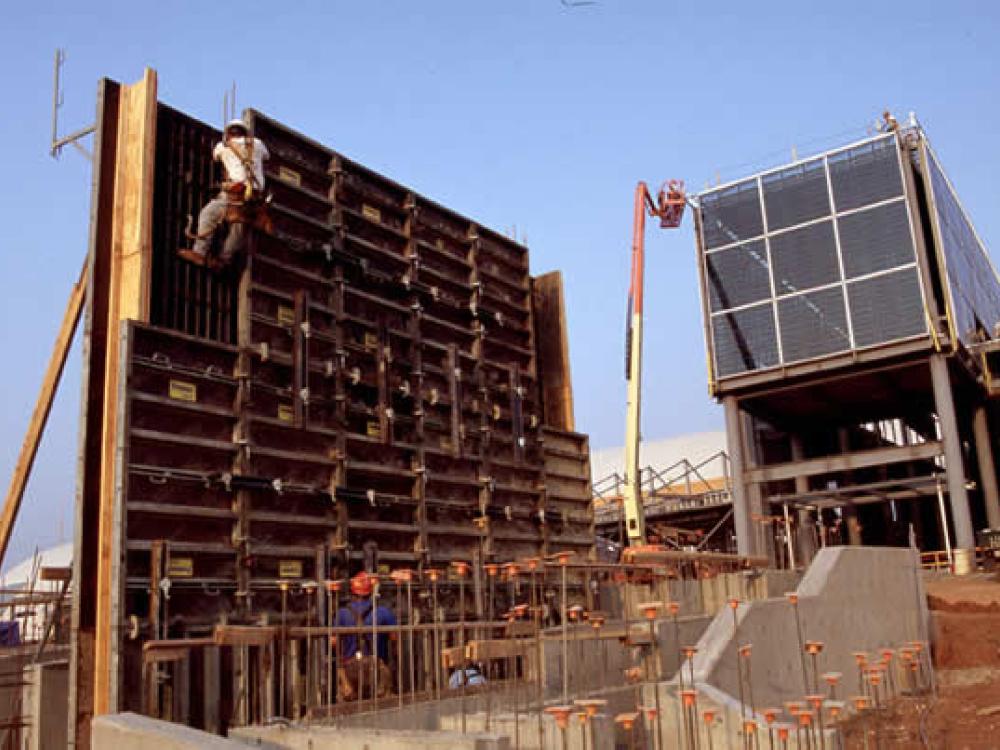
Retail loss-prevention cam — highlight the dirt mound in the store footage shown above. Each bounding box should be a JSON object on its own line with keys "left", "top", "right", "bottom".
{"left": 925, "top": 575, "right": 1000, "bottom": 613}
{"left": 932, "top": 611, "right": 1000, "bottom": 669}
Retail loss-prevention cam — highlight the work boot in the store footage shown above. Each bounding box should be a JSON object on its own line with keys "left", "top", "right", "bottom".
{"left": 177, "top": 249, "right": 207, "bottom": 267}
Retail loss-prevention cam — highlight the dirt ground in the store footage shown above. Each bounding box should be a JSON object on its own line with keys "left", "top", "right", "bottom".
{"left": 839, "top": 574, "right": 1000, "bottom": 749}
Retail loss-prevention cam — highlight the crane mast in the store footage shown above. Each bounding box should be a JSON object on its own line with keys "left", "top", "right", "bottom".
{"left": 622, "top": 180, "right": 687, "bottom": 545}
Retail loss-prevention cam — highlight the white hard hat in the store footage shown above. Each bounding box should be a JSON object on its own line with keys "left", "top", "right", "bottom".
{"left": 225, "top": 118, "right": 249, "bottom": 134}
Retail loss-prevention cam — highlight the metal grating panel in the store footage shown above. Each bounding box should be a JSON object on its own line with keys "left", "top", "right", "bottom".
{"left": 706, "top": 240, "right": 771, "bottom": 312}
{"left": 698, "top": 133, "right": 928, "bottom": 380}
{"left": 838, "top": 200, "right": 915, "bottom": 278}
{"left": 828, "top": 137, "right": 904, "bottom": 212}
{"left": 700, "top": 179, "right": 763, "bottom": 249}
{"left": 848, "top": 268, "right": 926, "bottom": 348}
{"left": 762, "top": 158, "right": 829, "bottom": 231}
{"left": 770, "top": 220, "right": 839, "bottom": 293}
{"left": 711, "top": 302, "right": 779, "bottom": 377}
{"left": 777, "top": 287, "right": 851, "bottom": 361}
{"left": 926, "top": 149, "right": 1000, "bottom": 343}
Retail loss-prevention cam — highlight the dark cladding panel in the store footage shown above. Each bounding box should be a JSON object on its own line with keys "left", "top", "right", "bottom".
{"left": 712, "top": 302, "right": 779, "bottom": 377}
{"left": 848, "top": 268, "right": 926, "bottom": 348}
{"left": 777, "top": 287, "right": 851, "bottom": 362}
{"left": 927, "top": 150, "right": 1000, "bottom": 343}
{"left": 770, "top": 220, "right": 840, "bottom": 294}
{"left": 705, "top": 241, "right": 771, "bottom": 312}
{"left": 838, "top": 200, "right": 916, "bottom": 279}
{"left": 762, "top": 158, "right": 830, "bottom": 231}
{"left": 828, "top": 136, "right": 904, "bottom": 212}
{"left": 700, "top": 179, "right": 764, "bottom": 249}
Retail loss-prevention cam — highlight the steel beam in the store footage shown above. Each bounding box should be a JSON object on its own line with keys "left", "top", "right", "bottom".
{"left": 745, "top": 440, "right": 942, "bottom": 484}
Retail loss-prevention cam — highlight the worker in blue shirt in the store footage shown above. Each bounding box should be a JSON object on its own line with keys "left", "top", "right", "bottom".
{"left": 335, "top": 571, "right": 397, "bottom": 662}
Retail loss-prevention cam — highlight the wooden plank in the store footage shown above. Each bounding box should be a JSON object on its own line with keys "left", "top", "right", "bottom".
{"left": 213, "top": 625, "right": 278, "bottom": 648}
{"left": 94, "top": 68, "right": 158, "bottom": 717}
{"left": 0, "top": 258, "right": 86, "bottom": 569}
{"left": 532, "top": 271, "right": 574, "bottom": 431}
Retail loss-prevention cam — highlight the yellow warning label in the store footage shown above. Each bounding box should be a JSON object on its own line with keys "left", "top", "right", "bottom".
{"left": 277, "top": 305, "right": 296, "bottom": 326}
{"left": 277, "top": 404, "right": 294, "bottom": 423}
{"left": 279, "top": 560, "right": 303, "bottom": 579}
{"left": 361, "top": 204, "right": 382, "bottom": 223}
{"left": 364, "top": 332, "right": 379, "bottom": 350}
{"left": 366, "top": 421, "right": 382, "bottom": 439}
{"left": 168, "top": 380, "right": 197, "bottom": 403}
{"left": 278, "top": 165, "right": 302, "bottom": 187}
{"left": 167, "top": 557, "right": 193, "bottom": 578}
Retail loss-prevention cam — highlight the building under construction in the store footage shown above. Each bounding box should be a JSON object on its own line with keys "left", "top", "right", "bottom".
{"left": 2, "top": 66, "right": 993, "bottom": 750}
{"left": 63, "top": 70, "right": 595, "bottom": 747}
{"left": 694, "top": 121, "right": 1000, "bottom": 571}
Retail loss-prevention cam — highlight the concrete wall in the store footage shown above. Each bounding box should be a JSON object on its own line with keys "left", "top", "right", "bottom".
{"left": 26, "top": 660, "right": 69, "bottom": 750}
{"left": 92, "top": 713, "right": 250, "bottom": 749}
{"left": 232, "top": 723, "right": 511, "bottom": 750}
{"left": 690, "top": 546, "right": 929, "bottom": 711}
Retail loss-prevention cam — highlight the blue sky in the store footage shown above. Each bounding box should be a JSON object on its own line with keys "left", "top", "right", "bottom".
{"left": 1, "top": 1, "right": 998, "bottom": 567}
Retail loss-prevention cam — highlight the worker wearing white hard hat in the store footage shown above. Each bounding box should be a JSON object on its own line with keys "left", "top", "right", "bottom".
{"left": 178, "top": 117, "right": 270, "bottom": 269}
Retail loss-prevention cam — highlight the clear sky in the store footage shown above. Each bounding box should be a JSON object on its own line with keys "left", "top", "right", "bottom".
{"left": 1, "top": 0, "right": 998, "bottom": 568}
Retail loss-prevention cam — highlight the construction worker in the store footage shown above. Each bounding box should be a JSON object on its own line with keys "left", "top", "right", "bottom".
{"left": 177, "top": 118, "right": 269, "bottom": 270}
{"left": 335, "top": 571, "right": 397, "bottom": 700}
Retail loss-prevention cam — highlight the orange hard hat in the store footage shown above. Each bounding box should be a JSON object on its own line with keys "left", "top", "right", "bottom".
{"left": 350, "top": 571, "right": 373, "bottom": 597}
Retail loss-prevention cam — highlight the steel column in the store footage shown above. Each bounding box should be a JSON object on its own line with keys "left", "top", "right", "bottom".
{"left": 929, "top": 355, "right": 976, "bottom": 569}
{"left": 724, "top": 396, "right": 754, "bottom": 556}
{"left": 972, "top": 404, "right": 1000, "bottom": 530}
{"left": 790, "top": 436, "right": 817, "bottom": 567}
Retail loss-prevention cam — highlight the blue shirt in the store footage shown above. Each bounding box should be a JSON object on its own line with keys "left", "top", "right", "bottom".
{"left": 335, "top": 600, "right": 397, "bottom": 661}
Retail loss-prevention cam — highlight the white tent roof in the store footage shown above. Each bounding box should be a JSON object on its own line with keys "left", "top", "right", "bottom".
{"left": 590, "top": 430, "right": 727, "bottom": 484}
{"left": 1, "top": 542, "right": 73, "bottom": 589}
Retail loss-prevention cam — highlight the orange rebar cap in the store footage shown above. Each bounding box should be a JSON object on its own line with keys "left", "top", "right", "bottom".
{"left": 350, "top": 571, "right": 373, "bottom": 597}
{"left": 544, "top": 705, "right": 573, "bottom": 729}
{"left": 615, "top": 712, "right": 640, "bottom": 730}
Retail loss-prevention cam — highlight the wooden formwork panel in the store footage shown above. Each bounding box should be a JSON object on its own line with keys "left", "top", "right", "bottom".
{"left": 109, "top": 101, "right": 593, "bottom": 718}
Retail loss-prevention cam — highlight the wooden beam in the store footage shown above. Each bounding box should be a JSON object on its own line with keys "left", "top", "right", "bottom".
{"left": 213, "top": 625, "right": 278, "bottom": 648}
{"left": 466, "top": 638, "right": 532, "bottom": 662}
{"left": 94, "top": 67, "right": 158, "bottom": 717}
{"left": 532, "top": 272, "right": 575, "bottom": 431}
{"left": 0, "top": 258, "right": 86, "bottom": 570}
{"left": 71, "top": 75, "right": 122, "bottom": 750}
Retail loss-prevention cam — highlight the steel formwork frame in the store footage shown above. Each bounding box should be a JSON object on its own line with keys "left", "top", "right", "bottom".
{"left": 694, "top": 125, "right": 1000, "bottom": 570}
{"left": 68, "top": 71, "right": 594, "bottom": 747}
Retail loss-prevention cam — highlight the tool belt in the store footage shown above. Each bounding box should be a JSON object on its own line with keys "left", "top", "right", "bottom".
{"left": 224, "top": 195, "right": 273, "bottom": 235}
{"left": 338, "top": 655, "right": 392, "bottom": 701}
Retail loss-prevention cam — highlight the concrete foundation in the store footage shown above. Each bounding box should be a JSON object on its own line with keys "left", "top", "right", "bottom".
{"left": 691, "top": 546, "right": 929, "bottom": 712}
